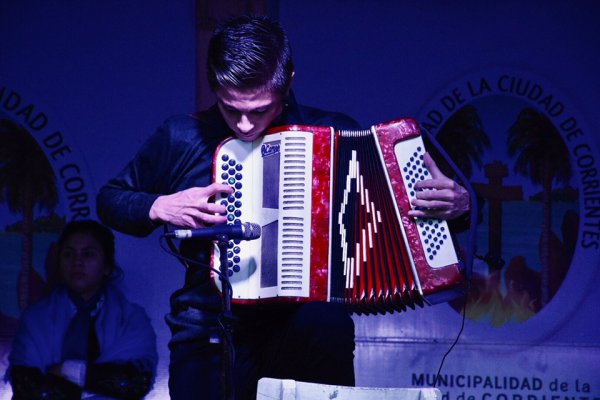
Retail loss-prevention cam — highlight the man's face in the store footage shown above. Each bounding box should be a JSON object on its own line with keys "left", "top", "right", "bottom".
{"left": 216, "top": 86, "right": 285, "bottom": 142}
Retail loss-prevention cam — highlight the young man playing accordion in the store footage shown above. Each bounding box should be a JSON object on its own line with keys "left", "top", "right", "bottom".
{"left": 97, "top": 15, "right": 470, "bottom": 400}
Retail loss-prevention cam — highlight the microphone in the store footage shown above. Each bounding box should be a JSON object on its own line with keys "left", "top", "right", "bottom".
{"left": 165, "top": 222, "right": 261, "bottom": 241}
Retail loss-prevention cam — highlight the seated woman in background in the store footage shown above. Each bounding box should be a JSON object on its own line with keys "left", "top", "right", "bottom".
{"left": 6, "top": 220, "right": 158, "bottom": 399}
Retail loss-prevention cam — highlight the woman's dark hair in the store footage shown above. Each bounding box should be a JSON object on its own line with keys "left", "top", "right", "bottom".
{"left": 207, "top": 15, "right": 294, "bottom": 95}
{"left": 57, "top": 219, "right": 121, "bottom": 279}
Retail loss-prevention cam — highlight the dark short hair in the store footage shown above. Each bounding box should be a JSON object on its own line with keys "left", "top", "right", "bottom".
{"left": 207, "top": 15, "right": 294, "bottom": 95}
{"left": 57, "top": 220, "right": 117, "bottom": 275}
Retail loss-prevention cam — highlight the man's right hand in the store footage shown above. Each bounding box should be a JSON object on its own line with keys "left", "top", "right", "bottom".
{"left": 149, "top": 183, "right": 234, "bottom": 228}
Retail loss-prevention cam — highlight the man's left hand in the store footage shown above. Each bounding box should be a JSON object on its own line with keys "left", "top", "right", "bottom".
{"left": 407, "top": 152, "right": 470, "bottom": 220}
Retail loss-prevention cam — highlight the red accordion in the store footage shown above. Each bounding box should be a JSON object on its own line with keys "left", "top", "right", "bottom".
{"left": 211, "top": 118, "right": 464, "bottom": 314}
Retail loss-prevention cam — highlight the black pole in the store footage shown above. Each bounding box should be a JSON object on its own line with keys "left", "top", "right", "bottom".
{"left": 217, "top": 235, "right": 234, "bottom": 400}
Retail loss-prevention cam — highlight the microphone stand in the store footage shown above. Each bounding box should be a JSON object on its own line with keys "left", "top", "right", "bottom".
{"left": 216, "top": 235, "right": 235, "bottom": 400}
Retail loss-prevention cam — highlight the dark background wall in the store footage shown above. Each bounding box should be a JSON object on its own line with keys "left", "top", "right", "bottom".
{"left": 1, "top": 1, "right": 599, "bottom": 398}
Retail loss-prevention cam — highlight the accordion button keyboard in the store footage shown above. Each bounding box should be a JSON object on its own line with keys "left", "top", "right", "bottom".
{"left": 217, "top": 152, "right": 247, "bottom": 277}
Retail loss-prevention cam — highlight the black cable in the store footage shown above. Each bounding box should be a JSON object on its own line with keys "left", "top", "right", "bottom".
{"left": 162, "top": 225, "right": 190, "bottom": 269}
{"left": 157, "top": 234, "right": 233, "bottom": 294}
{"left": 157, "top": 233, "right": 236, "bottom": 377}
{"left": 418, "top": 124, "right": 478, "bottom": 386}
{"left": 433, "top": 281, "right": 470, "bottom": 388}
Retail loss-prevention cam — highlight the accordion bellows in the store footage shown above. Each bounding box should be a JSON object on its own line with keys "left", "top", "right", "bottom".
{"left": 211, "top": 118, "right": 464, "bottom": 314}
